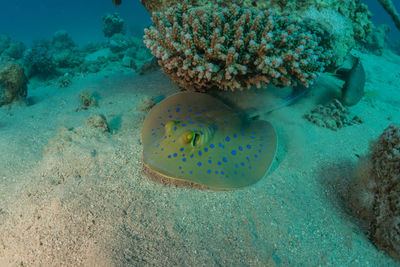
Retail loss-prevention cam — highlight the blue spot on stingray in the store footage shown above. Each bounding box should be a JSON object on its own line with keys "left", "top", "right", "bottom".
{"left": 209, "top": 144, "right": 215, "bottom": 148}
{"left": 254, "top": 154, "right": 258, "bottom": 158}
{"left": 197, "top": 162, "right": 202, "bottom": 167}
{"left": 180, "top": 147, "right": 184, "bottom": 152}
{"left": 235, "top": 164, "right": 239, "bottom": 168}
{"left": 204, "top": 148, "right": 208, "bottom": 152}
{"left": 179, "top": 166, "right": 182, "bottom": 170}
{"left": 156, "top": 144, "right": 160, "bottom": 147}
{"left": 190, "top": 154, "right": 194, "bottom": 158}
{"left": 189, "top": 171, "right": 193, "bottom": 174}
{"left": 167, "top": 109, "right": 170, "bottom": 112}
{"left": 161, "top": 148, "right": 164, "bottom": 151}
{"left": 173, "top": 153, "right": 178, "bottom": 157}
{"left": 231, "top": 150, "right": 237, "bottom": 155}
{"left": 188, "top": 109, "right": 192, "bottom": 112}
{"left": 182, "top": 123, "right": 186, "bottom": 126}
{"left": 189, "top": 121, "right": 194, "bottom": 124}
{"left": 161, "top": 123, "right": 165, "bottom": 127}
{"left": 246, "top": 156, "right": 250, "bottom": 161}
{"left": 241, "top": 133, "right": 245, "bottom": 136}
{"left": 182, "top": 154, "right": 185, "bottom": 157}
{"left": 198, "top": 124, "right": 203, "bottom": 127}
{"left": 249, "top": 166, "right": 252, "bottom": 169}
{"left": 168, "top": 155, "right": 171, "bottom": 159}
{"left": 219, "top": 142, "right": 224, "bottom": 148}
{"left": 214, "top": 125, "right": 218, "bottom": 130}
{"left": 224, "top": 120, "right": 228, "bottom": 124}
{"left": 238, "top": 146, "right": 243, "bottom": 151}
{"left": 251, "top": 136, "right": 255, "bottom": 139}
{"left": 218, "top": 161, "right": 221, "bottom": 166}
{"left": 169, "top": 115, "right": 172, "bottom": 118}
{"left": 241, "top": 162, "right": 245, "bottom": 166}
{"left": 208, "top": 159, "right": 212, "bottom": 164}
{"left": 247, "top": 144, "right": 252, "bottom": 149}
{"left": 225, "top": 136, "right": 230, "bottom": 142}
{"left": 258, "top": 149, "right": 262, "bottom": 153}
{"left": 198, "top": 151, "right": 202, "bottom": 156}
{"left": 207, "top": 169, "right": 211, "bottom": 174}
{"left": 221, "top": 171, "right": 224, "bottom": 175}
{"left": 233, "top": 133, "right": 237, "bottom": 138}
{"left": 234, "top": 171, "right": 238, "bottom": 174}
{"left": 222, "top": 157, "right": 227, "bottom": 162}
{"left": 215, "top": 171, "right": 219, "bottom": 174}
{"left": 173, "top": 127, "right": 177, "bottom": 131}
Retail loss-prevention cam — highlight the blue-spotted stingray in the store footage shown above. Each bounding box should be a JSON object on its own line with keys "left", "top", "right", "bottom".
{"left": 142, "top": 92, "right": 277, "bottom": 189}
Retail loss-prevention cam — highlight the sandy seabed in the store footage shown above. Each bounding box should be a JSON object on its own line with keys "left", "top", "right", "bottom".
{"left": 0, "top": 49, "right": 400, "bottom": 266}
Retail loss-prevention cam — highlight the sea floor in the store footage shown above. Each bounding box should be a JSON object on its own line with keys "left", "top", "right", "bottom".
{"left": 0, "top": 49, "right": 400, "bottom": 266}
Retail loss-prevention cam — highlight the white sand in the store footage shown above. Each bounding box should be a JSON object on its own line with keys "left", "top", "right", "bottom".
{"left": 0, "top": 50, "right": 399, "bottom": 266}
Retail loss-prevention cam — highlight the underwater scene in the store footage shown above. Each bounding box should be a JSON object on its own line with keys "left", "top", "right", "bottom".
{"left": 1, "top": 0, "right": 400, "bottom": 265}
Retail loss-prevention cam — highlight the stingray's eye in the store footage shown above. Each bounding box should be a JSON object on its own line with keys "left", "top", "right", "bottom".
{"left": 193, "top": 132, "right": 201, "bottom": 146}
{"left": 182, "top": 131, "right": 193, "bottom": 143}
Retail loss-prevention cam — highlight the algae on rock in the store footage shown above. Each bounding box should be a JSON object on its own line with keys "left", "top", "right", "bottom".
{"left": 0, "top": 60, "right": 28, "bottom": 106}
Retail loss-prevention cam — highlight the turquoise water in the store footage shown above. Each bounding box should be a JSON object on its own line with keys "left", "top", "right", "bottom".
{"left": 0, "top": 0, "right": 150, "bottom": 44}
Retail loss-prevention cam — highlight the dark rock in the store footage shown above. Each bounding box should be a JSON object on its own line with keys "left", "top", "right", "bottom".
{"left": 0, "top": 60, "right": 28, "bottom": 106}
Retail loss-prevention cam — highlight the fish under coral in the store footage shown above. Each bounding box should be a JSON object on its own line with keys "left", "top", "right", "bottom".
{"left": 334, "top": 56, "right": 366, "bottom": 106}
{"left": 142, "top": 92, "right": 277, "bottom": 189}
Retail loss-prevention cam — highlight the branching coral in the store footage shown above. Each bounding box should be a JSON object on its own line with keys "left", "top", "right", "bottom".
{"left": 24, "top": 40, "right": 57, "bottom": 79}
{"left": 378, "top": 0, "right": 400, "bottom": 32}
{"left": 144, "top": 3, "right": 332, "bottom": 91}
{"left": 102, "top": 13, "right": 126, "bottom": 38}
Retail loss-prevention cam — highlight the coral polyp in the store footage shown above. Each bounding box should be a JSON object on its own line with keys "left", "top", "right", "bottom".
{"left": 144, "top": 3, "right": 332, "bottom": 91}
